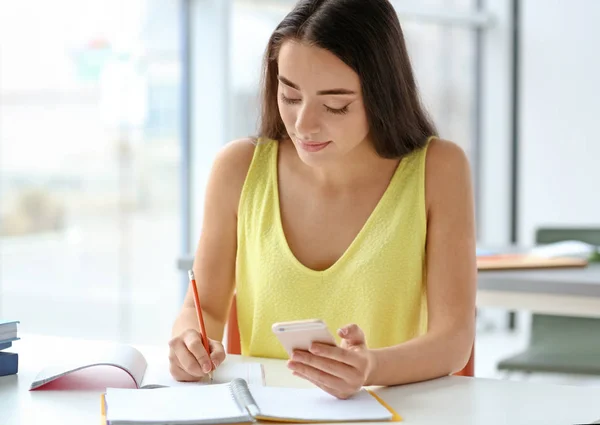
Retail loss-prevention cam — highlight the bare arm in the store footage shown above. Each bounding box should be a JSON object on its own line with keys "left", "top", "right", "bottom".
{"left": 169, "top": 138, "right": 255, "bottom": 381}
{"left": 172, "top": 138, "right": 255, "bottom": 340}
{"left": 367, "top": 139, "right": 477, "bottom": 385}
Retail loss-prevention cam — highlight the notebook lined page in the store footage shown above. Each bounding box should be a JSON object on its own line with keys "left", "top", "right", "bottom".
{"left": 250, "top": 386, "right": 393, "bottom": 422}
{"left": 105, "top": 385, "right": 250, "bottom": 424}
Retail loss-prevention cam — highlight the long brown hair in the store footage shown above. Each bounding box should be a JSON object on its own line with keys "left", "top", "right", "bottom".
{"left": 258, "top": 0, "right": 437, "bottom": 159}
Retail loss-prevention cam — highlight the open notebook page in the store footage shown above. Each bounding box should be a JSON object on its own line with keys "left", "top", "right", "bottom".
{"left": 250, "top": 385, "right": 393, "bottom": 422}
{"left": 30, "top": 344, "right": 147, "bottom": 389}
{"left": 105, "top": 385, "right": 250, "bottom": 424}
{"left": 141, "top": 362, "right": 264, "bottom": 388}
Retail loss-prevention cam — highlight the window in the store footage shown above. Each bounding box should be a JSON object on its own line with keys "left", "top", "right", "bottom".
{"left": 0, "top": 0, "right": 182, "bottom": 343}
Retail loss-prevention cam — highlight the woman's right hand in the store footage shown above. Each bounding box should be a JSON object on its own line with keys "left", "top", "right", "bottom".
{"left": 168, "top": 329, "right": 226, "bottom": 381}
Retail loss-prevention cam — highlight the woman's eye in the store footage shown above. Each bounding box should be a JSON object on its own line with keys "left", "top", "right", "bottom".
{"left": 281, "top": 93, "right": 349, "bottom": 115}
{"left": 325, "top": 105, "right": 349, "bottom": 115}
{"left": 280, "top": 94, "right": 301, "bottom": 105}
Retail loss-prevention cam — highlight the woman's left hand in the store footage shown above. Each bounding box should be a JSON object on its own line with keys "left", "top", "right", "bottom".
{"left": 287, "top": 324, "right": 375, "bottom": 399}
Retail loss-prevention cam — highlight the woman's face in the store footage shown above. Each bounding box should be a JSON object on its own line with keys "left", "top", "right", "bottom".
{"left": 276, "top": 40, "right": 370, "bottom": 167}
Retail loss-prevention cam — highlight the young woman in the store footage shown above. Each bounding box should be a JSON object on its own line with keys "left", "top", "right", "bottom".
{"left": 169, "top": 0, "right": 476, "bottom": 399}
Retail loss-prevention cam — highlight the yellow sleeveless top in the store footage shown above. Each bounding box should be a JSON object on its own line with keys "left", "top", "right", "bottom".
{"left": 235, "top": 138, "right": 429, "bottom": 358}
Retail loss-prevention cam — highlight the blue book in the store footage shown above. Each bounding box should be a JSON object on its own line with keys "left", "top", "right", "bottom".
{"left": 0, "top": 341, "right": 12, "bottom": 351}
{"left": 0, "top": 352, "right": 18, "bottom": 376}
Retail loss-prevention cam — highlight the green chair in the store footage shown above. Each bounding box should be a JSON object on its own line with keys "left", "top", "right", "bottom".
{"left": 497, "top": 227, "right": 600, "bottom": 376}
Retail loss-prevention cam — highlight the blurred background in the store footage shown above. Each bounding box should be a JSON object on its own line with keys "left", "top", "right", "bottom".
{"left": 1, "top": 0, "right": 599, "bottom": 384}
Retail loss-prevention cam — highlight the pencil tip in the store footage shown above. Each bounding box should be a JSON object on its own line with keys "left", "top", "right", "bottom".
{"left": 188, "top": 270, "right": 194, "bottom": 281}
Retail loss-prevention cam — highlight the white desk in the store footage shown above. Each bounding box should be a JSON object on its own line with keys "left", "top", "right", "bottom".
{"left": 1, "top": 335, "right": 600, "bottom": 424}
{"left": 477, "top": 264, "right": 600, "bottom": 318}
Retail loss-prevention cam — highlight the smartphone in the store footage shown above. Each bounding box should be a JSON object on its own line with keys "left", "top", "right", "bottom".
{"left": 272, "top": 319, "right": 337, "bottom": 356}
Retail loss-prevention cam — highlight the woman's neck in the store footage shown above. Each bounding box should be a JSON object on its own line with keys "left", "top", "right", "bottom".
{"left": 291, "top": 139, "right": 399, "bottom": 191}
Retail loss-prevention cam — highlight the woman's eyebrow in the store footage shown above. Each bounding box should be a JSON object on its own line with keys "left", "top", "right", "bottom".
{"left": 278, "top": 75, "right": 357, "bottom": 96}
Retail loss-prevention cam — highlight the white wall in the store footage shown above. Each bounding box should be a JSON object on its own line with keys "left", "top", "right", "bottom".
{"left": 519, "top": 0, "right": 600, "bottom": 244}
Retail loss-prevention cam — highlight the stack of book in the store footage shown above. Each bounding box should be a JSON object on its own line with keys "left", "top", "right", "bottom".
{"left": 0, "top": 320, "right": 19, "bottom": 377}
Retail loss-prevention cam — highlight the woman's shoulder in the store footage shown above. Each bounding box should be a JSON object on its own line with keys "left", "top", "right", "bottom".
{"left": 424, "top": 138, "right": 472, "bottom": 209}
{"left": 212, "top": 136, "right": 277, "bottom": 177}
{"left": 211, "top": 137, "right": 257, "bottom": 180}
{"left": 217, "top": 136, "right": 257, "bottom": 163}
{"left": 425, "top": 137, "right": 469, "bottom": 167}
{"left": 204, "top": 138, "right": 257, "bottom": 210}
{"left": 208, "top": 137, "right": 278, "bottom": 210}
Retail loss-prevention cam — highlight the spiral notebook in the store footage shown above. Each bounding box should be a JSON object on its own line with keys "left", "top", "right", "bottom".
{"left": 101, "top": 378, "right": 401, "bottom": 424}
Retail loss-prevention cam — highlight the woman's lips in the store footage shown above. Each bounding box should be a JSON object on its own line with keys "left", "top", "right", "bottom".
{"left": 298, "top": 140, "right": 332, "bottom": 152}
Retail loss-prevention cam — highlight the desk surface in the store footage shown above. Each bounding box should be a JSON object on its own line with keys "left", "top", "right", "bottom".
{"left": 478, "top": 264, "right": 600, "bottom": 297}
{"left": 476, "top": 263, "right": 600, "bottom": 317}
{"left": 1, "top": 335, "right": 600, "bottom": 424}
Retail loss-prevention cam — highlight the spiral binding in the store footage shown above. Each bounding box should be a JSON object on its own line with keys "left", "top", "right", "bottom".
{"left": 229, "top": 378, "right": 260, "bottom": 419}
